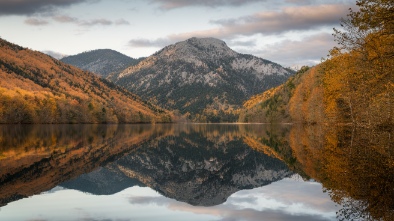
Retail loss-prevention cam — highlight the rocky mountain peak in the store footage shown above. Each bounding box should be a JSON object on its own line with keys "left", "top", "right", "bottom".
{"left": 155, "top": 37, "right": 237, "bottom": 62}
{"left": 109, "top": 37, "right": 295, "bottom": 122}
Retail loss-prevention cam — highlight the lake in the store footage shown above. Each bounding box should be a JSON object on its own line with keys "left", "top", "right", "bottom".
{"left": 0, "top": 124, "right": 392, "bottom": 221}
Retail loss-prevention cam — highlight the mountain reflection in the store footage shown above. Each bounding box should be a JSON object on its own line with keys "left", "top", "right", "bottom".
{"left": 61, "top": 124, "right": 293, "bottom": 206}
{"left": 0, "top": 124, "right": 393, "bottom": 220}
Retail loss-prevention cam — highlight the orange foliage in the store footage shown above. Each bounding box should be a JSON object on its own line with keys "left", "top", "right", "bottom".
{"left": 288, "top": 67, "right": 325, "bottom": 124}
{"left": 0, "top": 38, "right": 173, "bottom": 123}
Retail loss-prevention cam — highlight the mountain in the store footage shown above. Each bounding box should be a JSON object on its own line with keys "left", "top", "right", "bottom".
{"left": 0, "top": 38, "right": 172, "bottom": 123}
{"left": 109, "top": 37, "right": 294, "bottom": 122}
{"left": 61, "top": 49, "right": 142, "bottom": 78}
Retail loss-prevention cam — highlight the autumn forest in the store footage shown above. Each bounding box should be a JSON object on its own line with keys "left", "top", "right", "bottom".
{"left": 240, "top": 0, "right": 393, "bottom": 128}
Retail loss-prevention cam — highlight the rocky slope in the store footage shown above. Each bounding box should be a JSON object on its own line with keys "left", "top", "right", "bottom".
{"left": 109, "top": 37, "right": 294, "bottom": 122}
{"left": 61, "top": 49, "right": 142, "bottom": 78}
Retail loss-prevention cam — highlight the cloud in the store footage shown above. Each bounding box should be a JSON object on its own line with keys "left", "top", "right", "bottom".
{"left": 139, "top": 3, "right": 351, "bottom": 41}
{"left": 24, "top": 18, "right": 49, "bottom": 26}
{"left": 228, "top": 39, "right": 257, "bottom": 47}
{"left": 127, "top": 3, "right": 350, "bottom": 50}
{"left": 149, "top": 0, "right": 263, "bottom": 10}
{"left": 114, "top": 19, "right": 130, "bottom": 25}
{"left": 53, "top": 15, "right": 78, "bottom": 23}
{"left": 42, "top": 50, "right": 68, "bottom": 59}
{"left": 0, "top": 0, "right": 94, "bottom": 16}
{"left": 79, "top": 18, "right": 113, "bottom": 26}
{"left": 208, "top": 3, "right": 351, "bottom": 36}
{"left": 252, "top": 32, "right": 335, "bottom": 67}
{"left": 52, "top": 15, "right": 130, "bottom": 27}
{"left": 128, "top": 38, "right": 172, "bottom": 48}
{"left": 285, "top": 0, "right": 312, "bottom": 4}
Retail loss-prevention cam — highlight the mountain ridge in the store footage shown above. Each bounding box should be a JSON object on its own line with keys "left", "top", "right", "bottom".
{"left": 109, "top": 37, "right": 294, "bottom": 122}
{"left": 61, "top": 49, "right": 143, "bottom": 78}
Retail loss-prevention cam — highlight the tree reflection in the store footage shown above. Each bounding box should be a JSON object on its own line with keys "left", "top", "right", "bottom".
{"left": 245, "top": 124, "right": 393, "bottom": 220}
{"left": 285, "top": 125, "right": 394, "bottom": 221}
{"left": 0, "top": 123, "right": 392, "bottom": 220}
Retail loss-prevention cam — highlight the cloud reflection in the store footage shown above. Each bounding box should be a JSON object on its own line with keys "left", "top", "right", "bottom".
{"left": 128, "top": 176, "right": 338, "bottom": 221}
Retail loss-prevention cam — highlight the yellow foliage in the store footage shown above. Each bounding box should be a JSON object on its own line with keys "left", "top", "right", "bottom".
{"left": 0, "top": 38, "right": 173, "bottom": 123}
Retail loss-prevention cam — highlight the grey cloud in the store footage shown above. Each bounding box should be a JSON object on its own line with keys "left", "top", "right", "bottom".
{"left": 285, "top": 0, "right": 312, "bottom": 4}
{"left": 228, "top": 39, "right": 257, "bottom": 47}
{"left": 130, "top": 3, "right": 351, "bottom": 50}
{"left": 251, "top": 32, "right": 335, "bottom": 67}
{"left": 42, "top": 50, "right": 68, "bottom": 59}
{"left": 81, "top": 219, "right": 111, "bottom": 221}
{"left": 149, "top": 0, "right": 263, "bottom": 10}
{"left": 114, "top": 19, "right": 130, "bottom": 25}
{"left": 0, "top": 0, "right": 93, "bottom": 16}
{"left": 128, "top": 38, "right": 172, "bottom": 48}
{"left": 210, "top": 3, "right": 352, "bottom": 36}
{"left": 52, "top": 15, "right": 130, "bottom": 27}
{"left": 24, "top": 18, "right": 49, "bottom": 26}
{"left": 53, "top": 15, "right": 78, "bottom": 23}
{"left": 79, "top": 18, "right": 113, "bottom": 26}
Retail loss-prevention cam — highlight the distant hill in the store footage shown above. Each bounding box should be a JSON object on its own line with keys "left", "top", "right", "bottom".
{"left": 0, "top": 38, "right": 172, "bottom": 123}
{"left": 109, "top": 37, "right": 294, "bottom": 122}
{"left": 61, "top": 49, "right": 143, "bottom": 78}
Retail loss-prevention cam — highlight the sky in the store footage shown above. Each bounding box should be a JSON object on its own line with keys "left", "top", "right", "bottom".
{"left": 0, "top": 0, "right": 356, "bottom": 68}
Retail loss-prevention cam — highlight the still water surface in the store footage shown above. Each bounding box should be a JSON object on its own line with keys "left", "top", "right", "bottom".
{"left": 0, "top": 124, "right": 392, "bottom": 221}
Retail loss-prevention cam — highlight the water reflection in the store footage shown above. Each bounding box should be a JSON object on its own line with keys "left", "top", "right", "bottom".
{"left": 0, "top": 124, "right": 392, "bottom": 220}
{"left": 288, "top": 125, "right": 394, "bottom": 221}
{"left": 61, "top": 124, "right": 292, "bottom": 206}
{"left": 0, "top": 124, "right": 163, "bottom": 206}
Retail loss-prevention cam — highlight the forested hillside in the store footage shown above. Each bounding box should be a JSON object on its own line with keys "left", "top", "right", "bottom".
{"left": 240, "top": 0, "right": 393, "bottom": 127}
{"left": 0, "top": 38, "right": 172, "bottom": 124}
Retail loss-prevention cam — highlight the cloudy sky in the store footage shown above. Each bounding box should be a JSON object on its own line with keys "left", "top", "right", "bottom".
{"left": 0, "top": 0, "right": 355, "bottom": 68}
